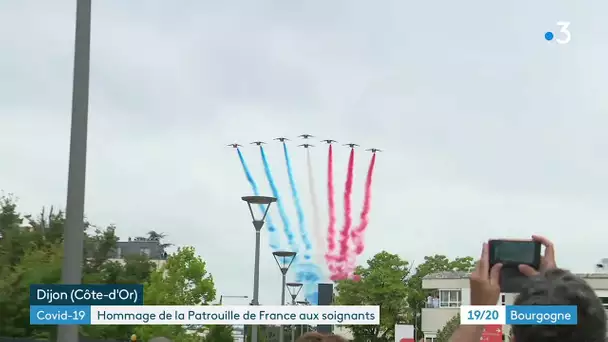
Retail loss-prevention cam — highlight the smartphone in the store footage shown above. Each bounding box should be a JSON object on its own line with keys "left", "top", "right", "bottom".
{"left": 488, "top": 239, "right": 541, "bottom": 293}
{"left": 489, "top": 239, "right": 541, "bottom": 267}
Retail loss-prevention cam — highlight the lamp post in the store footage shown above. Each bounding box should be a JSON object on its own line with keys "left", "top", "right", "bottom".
{"left": 297, "top": 300, "right": 310, "bottom": 335}
{"left": 287, "top": 282, "right": 303, "bottom": 342}
{"left": 272, "top": 251, "right": 297, "bottom": 342}
{"left": 58, "top": 0, "right": 92, "bottom": 341}
{"left": 414, "top": 312, "right": 421, "bottom": 342}
{"left": 219, "top": 295, "right": 248, "bottom": 305}
{"left": 243, "top": 195, "right": 276, "bottom": 342}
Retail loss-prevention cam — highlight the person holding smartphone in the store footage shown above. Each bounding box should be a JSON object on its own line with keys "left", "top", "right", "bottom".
{"left": 450, "top": 235, "right": 606, "bottom": 342}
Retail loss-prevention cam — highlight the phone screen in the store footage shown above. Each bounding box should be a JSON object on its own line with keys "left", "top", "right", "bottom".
{"left": 490, "top": 240, "right": 540, "bottom": 266}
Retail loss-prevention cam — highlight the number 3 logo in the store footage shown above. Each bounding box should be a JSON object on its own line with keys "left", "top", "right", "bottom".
{"left": 556, "top": 21, "right": 571, "bottom": 44}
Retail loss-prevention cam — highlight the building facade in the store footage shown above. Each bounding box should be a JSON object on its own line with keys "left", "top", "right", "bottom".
{"left": 107, "top": 237, "right": 169, "bottom": 268}
{"left": 421, "top": 271, "right": 608, "bottom": 342}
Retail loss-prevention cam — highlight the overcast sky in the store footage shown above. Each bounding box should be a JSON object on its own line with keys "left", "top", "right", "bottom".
{"left": 1, "top": 0, "right": 607, "bottom": 305}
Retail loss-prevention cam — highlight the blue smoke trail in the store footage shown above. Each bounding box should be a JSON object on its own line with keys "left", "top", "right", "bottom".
{"left": 259, "top": 146, "right": 297, "bottom": 248}
{"left": 237, "top": 148, "right": 280, "bottom": 249}
{"left": 282, "top": 144, "right": 322, "bottom": 305}
{"left": 282, "top": 143, "right": 313, "bottom": 260}
{"left": 295, "top": 262, "right": 322, "bottom": 305}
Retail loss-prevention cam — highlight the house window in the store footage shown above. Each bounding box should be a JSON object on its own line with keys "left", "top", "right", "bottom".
{"left": 439, "top": 290, "right": 461, "bottom": 308}
{"left": 140, "top": 247, "right": 150, "bottom": 256}
{"left": 425, "top": 338, "right": 436, "bottom": 342}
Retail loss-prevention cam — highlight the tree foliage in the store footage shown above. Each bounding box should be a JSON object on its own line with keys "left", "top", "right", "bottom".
{"left": 335, "top": 252, "right": 475, "bottom": 341}
{"left": 336, "top": 251, "right": 411, "bottom": 341}
{"left": 436, "top": 313, "right": 460, "bottom": 342}
{"left": 203, "top": 325, "right": 234, "bottom": 342}
{"left": 134, "top": 247, "right": 216, "bottom": 340}
{"left": 0, "top": 192, "right": 216, "bottom": 341}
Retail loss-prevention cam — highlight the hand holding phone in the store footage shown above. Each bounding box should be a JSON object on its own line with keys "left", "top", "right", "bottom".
{"left": 488, "top": 239, "right": 541, "bottom": 268}
{"left": 518, "top": 235, "right": 557, "bottom": 276}
{"left": 488, "top": 239, "right": 541, "bottom": 293}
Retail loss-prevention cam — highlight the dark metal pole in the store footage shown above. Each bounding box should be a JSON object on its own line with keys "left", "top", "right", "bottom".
{"left": 291, "top": 297, "right": 297, "bottom": 342}
{"left": 57, "top": 0, "right": 91, "bottom": 341}
{"left": 414, "top": 313, "right": 420, "bottom": 341}
{"left": 279, "top": 273, "right": 287, "bottom": 342}
{"left": 251, "top": 221, "right": 264, "bottom": 342}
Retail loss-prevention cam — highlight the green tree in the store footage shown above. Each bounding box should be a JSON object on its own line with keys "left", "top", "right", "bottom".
{"left": 436, "top": 313, "right": 460, "bottom": 342}
{"left": 0, "top": 240, "right": 63, "bottom": 338}
{"left": 334, "top": 252, "right": 475, "bottom": 341}
{"left": 147, "top": 230, "right": 173, "bottom": 249}
{"left": 0, "top": 194, "right": 33, "bottom": 268}
{"left": 336, "top": 251, "right": 412, "bottom": 341}
{"left": 0, "top": 193, "right": 21, "bottom": 231}
{"left": 204, "top": 325, "right": 234, "bottom": 342}
{"left": 81, "top": 227, "right": 156, "bottom": 340}
{"left": 245, "top": 325, "right": 269, "bottom": 342}
{"left": 135, "top": 247, "right": 216, "bottom": 340}
{"left": 0, "top": 192, "right": 162, "bottom": 341}
{"left": 26, "top": 206, "right": 65, "bottom": 244}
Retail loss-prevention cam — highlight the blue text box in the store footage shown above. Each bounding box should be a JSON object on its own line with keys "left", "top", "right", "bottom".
{"left": 506, "top": 305, "right": 577, "bottom": 325}
{"left": 30, "top": 306, "right": 91, "bottom": 325}
{"left": 30, "top": 284, "right": 143, "bottom": 305}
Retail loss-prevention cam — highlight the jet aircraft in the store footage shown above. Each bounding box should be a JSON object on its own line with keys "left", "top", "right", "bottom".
{"left": 366, "top": 148, "right": 382, "bottom": 153}
{"left": 251, "top": 141, "right": 266, "bottom": 146}
{"left": 298, "top": 134, "right": 314, "bottom": 139}
{"left": 273, "top": 137, "right": 290, "bottom": 142}
{"left": 227, "top": 143, "right": 242, "bottom": 148}
{"left": 344, "top": 143, "right": 359, "bottom": 148}
{"left": 321, "top": 139, "right": 337, "bottom": 144}
{"left": 299, "top": 144, "right": 314, "bottom": 148}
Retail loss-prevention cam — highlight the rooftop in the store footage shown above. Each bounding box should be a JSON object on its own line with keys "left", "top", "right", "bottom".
{"left": 107, "top": 237, "right": 168, "bottom": 260}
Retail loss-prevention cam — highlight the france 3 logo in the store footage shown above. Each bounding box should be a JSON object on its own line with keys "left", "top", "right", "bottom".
{"left": 544, "top": 22, "right": 571, "bottom": 44}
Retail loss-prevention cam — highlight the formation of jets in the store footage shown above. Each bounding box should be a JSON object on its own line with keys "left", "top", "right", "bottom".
{"left": 226, "top": 135, "right": 381, "bottom": 152}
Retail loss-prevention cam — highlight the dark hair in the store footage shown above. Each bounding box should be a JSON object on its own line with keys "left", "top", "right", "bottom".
{"left": 512, "top": 268, "right": 606, "bottom": 342}
{"left": 296, "top": 332, "right": 325, "bottom": 342}
{"left": 295, "top": 332, "right": 348, "bottom": 342}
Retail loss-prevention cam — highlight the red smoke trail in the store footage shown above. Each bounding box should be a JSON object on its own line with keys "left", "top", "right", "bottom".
{"left": 324, "top": 145, "right": 337, "bottom": 270}
{"left": 334, "top": 148, "right": 355, "bottom": 278}
{"left": 345, "top": 153, "right": 377, "bottom": 277}
{"left": 352, "top": 153, "right": 376, "bottom": 255}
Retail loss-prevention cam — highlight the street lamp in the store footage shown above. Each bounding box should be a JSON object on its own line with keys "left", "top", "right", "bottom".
{"left": 296, "top": 300, "right": 310, "bottom": 336}
{"left": 219, "top": 295, "right": 248, "bottom": 305}
{"left": 58, "top": 0, "right": 92, "bottom": 341}
{"left": 272, "top": 251, "right": 296, "bottom": 342}
{"left": 286, "top": 282, "right": 303, "bottom": 305}
{"left": 414, "top": 312, "right": 421, "bottom": 342}
{"left": 286, "top": 282, "right": 303, "bottom": 342}
{"left": 297, "top": 300, "right": 310, "bottom": 335}
{"left": 273, "top": 251, "right": 297, "bottom": 305}
{"left": 242, "top": 195, "right": 276, "bottom": 342}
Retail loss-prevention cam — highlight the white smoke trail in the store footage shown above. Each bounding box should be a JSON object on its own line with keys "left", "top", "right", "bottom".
{"left": 306, "top": 148, "right": 326, "bottom": 277}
